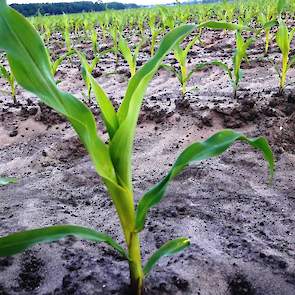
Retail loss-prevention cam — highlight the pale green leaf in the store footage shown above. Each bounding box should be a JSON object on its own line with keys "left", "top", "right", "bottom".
{"left": 144, "top": 238, "right": 190, "bottom": 276}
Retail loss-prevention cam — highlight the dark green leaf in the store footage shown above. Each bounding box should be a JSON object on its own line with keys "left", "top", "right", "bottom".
{"left": 0, "top": 225, "right": 127, "bottom": 258}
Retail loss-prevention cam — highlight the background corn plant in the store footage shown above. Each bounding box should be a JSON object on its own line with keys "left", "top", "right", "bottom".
{"left": 196, "top": 22, "right": 253, "bottom": 98}
{"left": 275, "top": 17, "right": 295, "bottom": 94}
{"left": 0, "top": 62, "right": 17, "bottom": 104}
{"left": 0, "top": 2, "right": 274, "bottom": 295}
{"left": 118, "top": 35, "right": 145, "bottom": 77}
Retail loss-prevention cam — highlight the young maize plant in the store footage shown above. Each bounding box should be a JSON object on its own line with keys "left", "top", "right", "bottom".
{"left": 275, "top": 18, "right": 295, "bottom": 94}
{"left": 91, "top": 28, "right": 98, "bottom": 54}
{"left": 148, "top": 14, "right": 161, "bottom": 57}
{"left": 0, "top": 2, "right": 274, "bottom": 295}
{"left": 160, "top": 6, "right": 175, "bottom": 31}
{"left": 77, "top": 52, "right": 99, "bottom": 100}
{"left": 256, "top": 0, "right": 285, "bottom": 57}
{"left": 0, "top": 62, "right": 17, "bottom": 104}
{"left": 199, "top": 22, "right": 252, "bottom": 98}
{"left": 224, "top": 30, "right": 253, "bottom": 98}
{"left": 118, "top": 35, "right": 145, "bottom": 77}
{"left": 257, "top": 9, "right": 277, "bottom": 56}
{"left": 48, "top": 50, "right": 75, "bottom": 85}
{"left": 109, "top": 24, "right": 119, "bottom": 65}
{"left": 161, "top": 21, "right": 249, "bottom": 97}
{"left": 273, "top": 0, "right": 294, "bottom": 94}
{"left": 161, "top": 34, "right": 200, "bottom": 96}
{"left": 137, "top": 17, "right": 145, "bottom": 39}
{"left": 97, "top": 15, "right": 109, "bottom": 44}
{"left": 63, "top": 15, "right": 72, "bottom": 52}
{"left": 41, "top": 19, "right": 52, "bottom": 44}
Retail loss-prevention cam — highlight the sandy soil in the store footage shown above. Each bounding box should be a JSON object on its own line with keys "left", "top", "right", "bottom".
{"left": 0, "top": 27, "right": 295, "bottom": 295}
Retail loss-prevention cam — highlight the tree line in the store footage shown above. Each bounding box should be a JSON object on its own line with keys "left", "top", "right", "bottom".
{"left": 10, "top": 1, "right": 139, "bottom": 17}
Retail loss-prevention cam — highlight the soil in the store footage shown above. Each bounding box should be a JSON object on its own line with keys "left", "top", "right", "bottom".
{"left": 0, "top": 27, "right": 295, "bottom": 295}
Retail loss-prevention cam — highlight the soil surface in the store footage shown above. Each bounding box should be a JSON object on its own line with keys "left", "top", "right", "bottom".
{"left": 0, "top": 26, "right": 295, "bottom": 295}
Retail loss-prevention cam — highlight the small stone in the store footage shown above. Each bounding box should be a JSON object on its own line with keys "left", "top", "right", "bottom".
{"left": 175, "top": 114, "right": 181, "bottom": 122}
{"left": 28, "top": 107, "right": 38, "bottom": 116}
{"left": 9, "top": 129, "right": 18, "bottom": 137}
{"left": 201, "top": 111, "right": 213, "bottom": 127}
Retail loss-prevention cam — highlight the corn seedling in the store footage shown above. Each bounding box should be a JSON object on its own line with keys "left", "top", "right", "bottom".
{"left": 98, "top": 15, "right": 109, "bottom": 44}
{"left": 161, "top": 34, "right": 200, "bottom": 96}
{"left": 148, "top": 14, "right": 161, "bottom": 57}
{"left": 109, "top": 24, "right": 119, "bottom": 65}
{"left": 0, "top": 2, "right": 274, "bottom": 295}
{"left": 49, "top": 51, "right": 74, "bottom": 84}
{"left": 118, "top": 35, "right": 145, "bottom": 77}
{"left": 90, "top": 28, "right": 98, "bottom": 54}
{"left": 257, "top": 10, "right": 277, "bottom": 56}
{"left": 160, "top": 6, "right": 175, "bottom": 31}
{"left": 274, "top": 18, "right": 295, "bottom": 94}
{"left": 273, "top": 0, "right": 295, "bottom": 94}
{"left": 199, "top": 27, "right": 252, "bottom": 98}
{"left": 0, "top": 63, "right": 17, "bottom": 104}
{"left": 78, "top": 52, "right": 99, "bottom": 100}
{"left": 63, "top": 15, "right": 72, "bottom": 52}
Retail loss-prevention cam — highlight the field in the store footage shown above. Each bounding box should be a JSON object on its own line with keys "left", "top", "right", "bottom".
{"left": 0, "top": 0, "right": 295, "bottom": 294}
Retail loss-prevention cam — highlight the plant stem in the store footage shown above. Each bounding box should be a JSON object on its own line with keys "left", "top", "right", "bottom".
{"left": 233, "top": 86, "right": 237, "bottom": 99}
{"left": 128, "top": 231, "right": 144, "bottom": 295}
{"left": 181, "top": 64, "right": 187, "bottom": 97}
{"left": 264, "top": 30, "right": 270, "bottom": 56}
{"left": 280, "top": 54, "right": 288, "bottom": 94}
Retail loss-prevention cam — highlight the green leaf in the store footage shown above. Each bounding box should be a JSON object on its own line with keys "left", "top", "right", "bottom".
{"left": 276, "top": 20, "right": 290, "bottom": 55}
{"left": 183, "top": 35, "right": 200, "bottom": 58}
{"left": 51, "top": 50, "right": 74, "bottom": 77}
{"left": 143, "top": 238, "right": 190, "bottom": 276}
{"left": 110, "top": 25, "right": 195, "bottom": 190}
{"left": 277, "top": 0, "right": 286, "bottom": 15}
{"left": 0, "top": 177, "right": 16, "bottom": 187}
{"left": 0, "top": 63, "right": 10, "bottom": 80}
{"left": 118, "top": 35, "right": 134, "bottom": 73}
{"left": 135, "top": 130, "right": 274, "bottom": 232}
{"left": 189, "top": 61, "right": 232, "bottom": 82}
{"left": 88, "top": 74, "right": 119, "bottom": 138}
{"left": 0, "top": 225, "right": 127, "bottom": 258}
{"left": 160, "top": 63, "right": 182, "bottom": 83}
{"left": 198, "top": 21, "right": 250, "bottom": 32}
{"left": 263, "top": 20, "right": 278, "bottom": 30}
{"left": 0, "top": 1, "right": 136, "bottom": 234}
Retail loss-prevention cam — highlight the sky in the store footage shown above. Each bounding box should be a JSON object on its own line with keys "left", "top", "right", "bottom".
{"left": 7, "top": 0, "right": 175, "bottom": 4}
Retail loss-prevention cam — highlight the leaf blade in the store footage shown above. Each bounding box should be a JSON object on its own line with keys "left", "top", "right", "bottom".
{"left": 0, "top": 177, "right": 16, "bottom": 187}
{"left": 135, "top": 130, "right": 274, "bottom": 232}
{"left": 110, "top": 24, "right": 195, "bottom": 189}
{"left": 143, "top": 238, "right": 190, "bottom": 276}
{"left": 0, "top": 225, "right": 127, "bottom": 259}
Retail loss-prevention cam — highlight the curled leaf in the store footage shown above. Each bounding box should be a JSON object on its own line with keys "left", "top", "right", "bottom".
{"left": 144, "top": 238, "right": 190, "bottom": 276}
{"left": 135, "top": 130, "right": 274, "bottom": 232}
